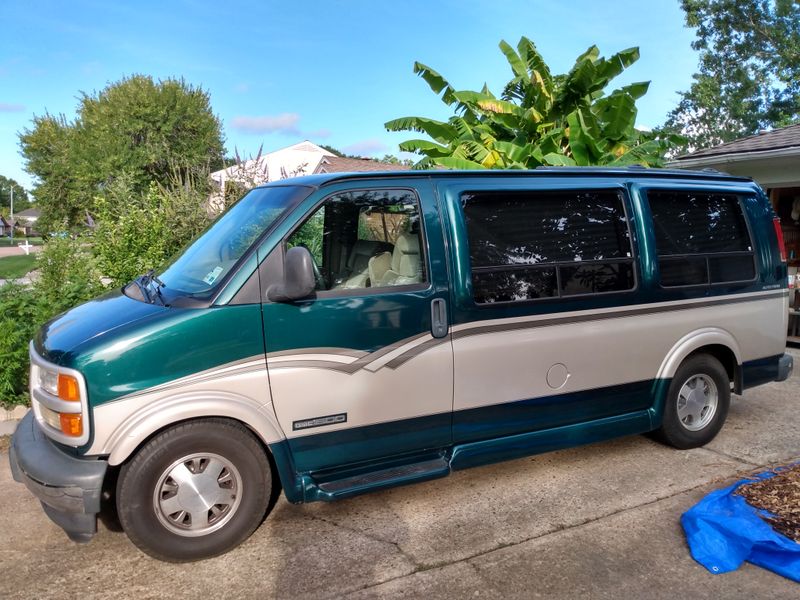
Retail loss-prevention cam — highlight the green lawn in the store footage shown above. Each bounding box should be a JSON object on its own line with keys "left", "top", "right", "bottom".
{"left": 0, "top": 254, "right": 37, "bottom": 279}
{"left": 0, "top": 237, "right": 43, "bottom": 247}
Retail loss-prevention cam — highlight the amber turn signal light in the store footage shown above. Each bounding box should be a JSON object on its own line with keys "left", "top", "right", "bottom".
{"left": 57, "top": 374, "right": 80, "bottom": 402}
{"left": 59, "top": 413, "right": 83, "bottom": 437}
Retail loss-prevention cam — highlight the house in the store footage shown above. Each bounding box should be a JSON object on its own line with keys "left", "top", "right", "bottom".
{"left": 12, "top": 208, "right": 41, "bottom": 237}
{"left": 208, "top": 141, "right": 411, "bottom": 211}
{"left": 0, "top": 215, "right": 11, "bottom": 236}
{"left": 671, "top": 123, "right": 800, "bottom": 270}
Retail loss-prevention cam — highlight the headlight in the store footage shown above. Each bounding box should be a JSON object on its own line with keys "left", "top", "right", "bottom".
{"left": 29, "top": 343, "right": 89, "bottom": 446}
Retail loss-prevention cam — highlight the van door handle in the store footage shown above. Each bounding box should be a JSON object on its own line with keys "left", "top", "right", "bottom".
{"left": 430, "top": 298, "right": 448, "bottom": 339}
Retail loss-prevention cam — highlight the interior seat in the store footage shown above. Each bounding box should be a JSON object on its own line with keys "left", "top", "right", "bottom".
{"left": 375, "top": 233, "right": 423, "bottom": 286}
{"left": 336, "top": 240, "right": 382, "bottom": 289}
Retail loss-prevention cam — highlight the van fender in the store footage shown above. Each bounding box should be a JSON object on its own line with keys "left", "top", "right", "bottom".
{"left": 655, "top": 327, "right": 743, "bottom": 382}
{"left": 101, "top": 391, "right": 286, "bottom": 466}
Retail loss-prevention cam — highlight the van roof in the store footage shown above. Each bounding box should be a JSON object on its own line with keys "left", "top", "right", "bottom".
{"left": 261, "top": 166, "right": 755, "bottom": 189}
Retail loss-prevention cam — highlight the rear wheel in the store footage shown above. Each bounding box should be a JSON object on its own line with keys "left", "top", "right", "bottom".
{"left": 655, "top": 354, "right": 730, "bottom": 449}
{"left": 117, "top": 418, "right": 272, "bottom": 562}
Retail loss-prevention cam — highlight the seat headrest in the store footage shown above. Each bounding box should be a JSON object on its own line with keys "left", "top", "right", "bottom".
{"left": 392, "top": 233, "right": 421, "bottom": 278}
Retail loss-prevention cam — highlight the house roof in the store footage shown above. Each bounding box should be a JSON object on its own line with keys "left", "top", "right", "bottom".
{"left": 14, "top": 208, "right": 40, "bottom": 218}
{"left": 675, "top": 123, "right": 800, "bottom": 160}
{"left": 314, "top": 156, "right": 413, "bottom": 174}
{"left": 0, "top": 215, "right": 10, "bottom": 227}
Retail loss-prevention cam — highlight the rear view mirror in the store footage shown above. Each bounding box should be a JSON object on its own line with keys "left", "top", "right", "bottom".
{"left": 266, "top": 246, "right": 316, "bottom": 302}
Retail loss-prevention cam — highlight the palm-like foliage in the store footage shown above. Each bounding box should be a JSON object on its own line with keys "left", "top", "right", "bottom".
{"left": 386, "top": 37, "right": 680, "bottom": 169}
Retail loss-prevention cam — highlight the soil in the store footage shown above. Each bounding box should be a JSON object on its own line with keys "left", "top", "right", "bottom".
{"left": 736, "top": 464, "right": 800, "bottom": 543}
{"left": 0, "top": 436, "right": 9, "bottom": 452}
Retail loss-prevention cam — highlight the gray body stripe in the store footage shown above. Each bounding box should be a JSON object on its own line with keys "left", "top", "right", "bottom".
{"left": 385, "top": 337, "right": 449, "bottom": 369}
{"left": 270, "top": 290, "right": 787, "bottom": 373}
{"left": 450, "top": 290, "right": 788, "bottom": 342}
{"left": 267, "top": 347, "right": 368, "bottom": 359}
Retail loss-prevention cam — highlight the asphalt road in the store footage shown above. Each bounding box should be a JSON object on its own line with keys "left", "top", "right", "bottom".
{"left": 1, "top": 349, "right": 798, "bottom": 599}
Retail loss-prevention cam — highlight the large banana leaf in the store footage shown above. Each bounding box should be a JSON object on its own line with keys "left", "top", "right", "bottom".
{"left": 499, "top": 40, "right": 529, "bottom": 81}
{"left": 412, "top": 62, "right": 457, "bottom": 106}
{"left": 398, "top": 139, "right": 451, "bottom": 157}
{"left": 595, "top": 92, "right": 637, "bottom": 140}
{"left": 432, "top": 156, "right": 487, "bottom": 170}
{"left": 542, "top": 153, "right": 577, "bottom": 166}
{"left": 384, "top": 116, "right": 457, "bottom": 145}
{"left": 388, "top": 36, "right": 677, "bottom": 169}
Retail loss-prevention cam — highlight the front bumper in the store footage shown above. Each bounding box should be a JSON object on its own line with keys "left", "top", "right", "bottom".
{"left": 9, "top": 411, "right": 108, "bottom": 543}
{"left": 776, "top": 353, "right": 794, "bottom": 383}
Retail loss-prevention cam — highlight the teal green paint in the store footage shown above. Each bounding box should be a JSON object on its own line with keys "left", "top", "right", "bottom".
{"left": 270, "top": 407, "right": 654, "bottom": 504}
{"left": 65, "top": 301, "right": 266, "bottom": 406}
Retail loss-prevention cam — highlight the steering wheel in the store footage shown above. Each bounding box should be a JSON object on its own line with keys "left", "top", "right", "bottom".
{"left": 297, "top": 243, "right": 326, "bottom": 290}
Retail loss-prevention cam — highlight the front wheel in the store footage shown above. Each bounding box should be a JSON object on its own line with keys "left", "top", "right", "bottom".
{"left": 116, "top": 418, "right": 272, "bottom": 562}
{"left": 654, "top": 354, "right": 731, "bottom": 449}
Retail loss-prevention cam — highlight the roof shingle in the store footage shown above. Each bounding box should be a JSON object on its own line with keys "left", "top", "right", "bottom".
{"left": 675, "top": 122, "right": 800, "bottom": 160}
{"left": 315, "top": 156, "right": 413, "bottom": 173}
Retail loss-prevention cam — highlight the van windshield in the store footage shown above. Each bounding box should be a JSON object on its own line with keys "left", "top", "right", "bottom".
{"left": 155, "top": 185, "right": 311, "bottom": 296}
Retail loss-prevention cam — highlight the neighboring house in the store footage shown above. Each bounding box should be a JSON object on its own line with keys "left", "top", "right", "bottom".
{"left": 314, "top": 155, "right": 412, "bottom": 174}
{"left": 208, "top": 141, "right": 411, "bottom": 212}
{"left": 671, "top": 123, "right": 800, "bottom": 273}
{"left": 13, "top": 208, "right": 41, "bottom": 237}
{"left": 0, "top": 215, "right": 11, "bottom": 236}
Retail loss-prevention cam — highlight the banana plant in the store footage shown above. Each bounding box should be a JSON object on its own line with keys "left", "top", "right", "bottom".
{"left": 385, "top": 37, "right": 682, "bottom": 169}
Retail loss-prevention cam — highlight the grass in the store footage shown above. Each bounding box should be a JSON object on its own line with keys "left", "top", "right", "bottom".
{"left": 0, "top": 254, "right": 37, "bottom": 279}
{"left": 0, "top": 237, "right": 43, "bottom": 247}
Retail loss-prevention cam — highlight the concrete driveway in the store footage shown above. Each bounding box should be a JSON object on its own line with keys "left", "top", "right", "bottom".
{"left": 1, "top": 349, "right": 798, "bottom": 599}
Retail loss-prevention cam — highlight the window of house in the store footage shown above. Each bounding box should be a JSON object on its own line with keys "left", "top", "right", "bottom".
{"left": 646, "top": 190, "right": 756, "bottom": 287}
{"left": 286, "top": 189, "right": 426, "bottom": 293}
{"left": 462, "top": 189, "right": 635, "bottom": 304}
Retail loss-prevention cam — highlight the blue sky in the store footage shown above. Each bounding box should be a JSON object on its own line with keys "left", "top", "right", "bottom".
{"left": 0, "top": 0, "right": 698, "bottom": 191}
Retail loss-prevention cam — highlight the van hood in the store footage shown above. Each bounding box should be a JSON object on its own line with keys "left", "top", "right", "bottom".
{"left": 34, "top": 290, "right": 169, "bottom": 366}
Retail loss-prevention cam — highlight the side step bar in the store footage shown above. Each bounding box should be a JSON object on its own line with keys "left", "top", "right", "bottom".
{"left": 294, "top": 410, "right": 653, "bottom": 503}
{"left": 305, "top": 457, "right": 450, "bottom": 502}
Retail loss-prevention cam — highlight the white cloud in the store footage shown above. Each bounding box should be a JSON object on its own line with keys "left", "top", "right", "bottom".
{"left": 0, "top": 103, "right": 25, "bottom": 112}
{"left": 305, "top": 128, "right": 332, "bottom": 139}
{"left": 230, "top": 113, "right": 301, "bottom": 135}
{"left": 342, "top": 138, "right": 389, "bottom": 156}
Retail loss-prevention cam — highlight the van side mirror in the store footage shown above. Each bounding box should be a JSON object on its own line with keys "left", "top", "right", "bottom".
{"left": 266, "top": 246, "right": 316, "bottom": 302}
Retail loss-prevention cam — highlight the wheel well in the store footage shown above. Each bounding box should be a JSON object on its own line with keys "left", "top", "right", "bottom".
{"left": 104, "top": 416, "right": 283, "bottom": 516}
{"left": 686, "top": 344, "right": 741, "bottom": 393}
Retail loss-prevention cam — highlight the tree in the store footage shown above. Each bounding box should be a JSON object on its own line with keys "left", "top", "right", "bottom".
{"left": 385, "top": 36, "right": 677, "bottom": 169}
{"left": 0, "top": 175, "right": 32, "bottom": 216}
{"left": 20, "top": 75, "right": 224, "bottom": 231}
{"left": 662, "top": 0, "right": 800, "bottom": 153}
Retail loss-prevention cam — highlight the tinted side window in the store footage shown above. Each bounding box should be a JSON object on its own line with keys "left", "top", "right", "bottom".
{"left": 286, "top": 189, "right": 426, "bottom": 293}
{"left": 647, "top": 191, "right": 755, "bottom": 287}
{"left": 462, "top": 190, "right": 635, "bottom": 304}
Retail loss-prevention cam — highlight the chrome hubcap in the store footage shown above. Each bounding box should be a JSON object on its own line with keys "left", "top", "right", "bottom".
{"left": 153, "top": 453, "right": 242, "bottom": 537}
{"left": 676, "top": 374, "right": 718, "bottom": 432}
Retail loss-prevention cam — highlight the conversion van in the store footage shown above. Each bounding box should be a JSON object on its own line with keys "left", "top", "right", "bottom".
{"left": 10, "top": 168, "right": 793, "bottom": 561}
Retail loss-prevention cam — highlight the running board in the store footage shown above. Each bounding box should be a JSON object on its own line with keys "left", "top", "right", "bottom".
{"left": 304, "top": 457, "right": 450, "bottom": 501}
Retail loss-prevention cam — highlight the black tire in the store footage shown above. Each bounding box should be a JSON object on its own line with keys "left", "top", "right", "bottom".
{"left": 654, "top": 354, "right": 730, "bottom": 449}
{"left": 116, "top": 418, "right": 272, "bottom": 562}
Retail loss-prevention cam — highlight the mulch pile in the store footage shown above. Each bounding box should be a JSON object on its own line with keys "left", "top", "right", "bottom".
{"left": 736, "top": 464, "right": 800, "bottom": 543}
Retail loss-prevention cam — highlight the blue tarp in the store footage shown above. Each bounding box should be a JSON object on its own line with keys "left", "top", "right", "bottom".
{"left": 682, "top": 468, "right": 800, "bottom": 582}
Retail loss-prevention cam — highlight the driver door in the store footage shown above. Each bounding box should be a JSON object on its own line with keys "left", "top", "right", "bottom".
{"left": 260, "top": 180, "right": 453, "bottom": 473}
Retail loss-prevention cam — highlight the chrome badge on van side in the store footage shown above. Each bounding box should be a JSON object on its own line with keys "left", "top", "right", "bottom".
{"left": 293, "top": 413, "right": 348, "bottom": 431}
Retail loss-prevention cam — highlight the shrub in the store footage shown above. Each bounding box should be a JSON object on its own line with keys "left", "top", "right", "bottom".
{"left": 93, "top": 169, "right": 212, "bottom": 286}
{"left": 0, "top": 237, "right": 104, "bottom": 409}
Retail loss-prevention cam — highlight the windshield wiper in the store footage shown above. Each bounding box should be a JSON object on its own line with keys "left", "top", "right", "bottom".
{"left": 141, "top": 270, "right": 166, "bottom": 306}
{"left": 130, "top": 270, "right": 166, "bottom": 305}
{"left": 131, "top": 276, "right": 153, "bottom": 303}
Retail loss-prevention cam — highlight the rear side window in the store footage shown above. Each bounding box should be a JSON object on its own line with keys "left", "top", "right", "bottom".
{"left": 462, "top": 190, "right": 635, "bottom": 304}
{"left": 646, "top": 191, "right": 755, "bottom": 287}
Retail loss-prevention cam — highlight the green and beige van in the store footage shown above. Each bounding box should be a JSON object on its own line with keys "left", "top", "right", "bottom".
{"left": 10, "top": 168, "right": 793, "bottom": 561}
